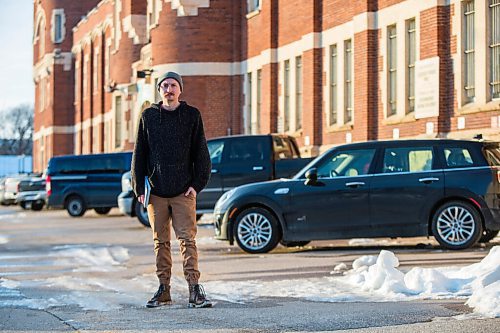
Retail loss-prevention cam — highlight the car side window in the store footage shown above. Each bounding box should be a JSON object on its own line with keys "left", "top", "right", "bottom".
{"left": 316, "top": 149, "right": 376, "bottom": 178}
{"left": 383, "top": 147, "right": 433, "bottom": 173}
{"left": 208, "top": 141, "right": 224, "bottom": 164}
{"left": 444, "top": 147, "right": 473, "bottom": 168}
{"left": 273, "top": 137, "right": 294, "bottom": 160}
{"left": 227, "top": 140, "right": 264, "bottom": 162}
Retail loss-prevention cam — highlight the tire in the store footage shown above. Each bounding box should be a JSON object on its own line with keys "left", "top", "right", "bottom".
{"left": 280, "top": 240, "right": 311, "bottom": 248}
{"left": 479, "top": 230, "right": 499, "bottom": 243}
{"left": 31, "top": 202, "right": 44, "bottom": 211}
{"left": 94, "top": 207, "right": 112, "bottom": 215}
{"left": 431, "top": 201, "right": 483, "bottom": 250}
{"left": 234, "top": 207, "right": 281, "bottom": 254}
{"left": 19, "top": 201, "right": 28, "bottom": 210}
{"left": 135, "top": 200, "right": 150, "bottom": 228}
{"left": 66, "top": 195, "right": 86, "bottom": 217}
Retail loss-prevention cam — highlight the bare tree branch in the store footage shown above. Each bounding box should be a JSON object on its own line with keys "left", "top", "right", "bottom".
{"left": 0, "top": 104, "right": 33, "bottom": 155}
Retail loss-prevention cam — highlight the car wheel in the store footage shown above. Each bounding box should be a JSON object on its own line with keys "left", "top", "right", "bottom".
{"left": 431, "top": 201, "right": 482, "bottom": 250}
{"left": 19, "top": 201, "right": 28, "bottom": 210}
{"left": 94, "top": 207, "right": 112, "bottom": 215}
{"left": 234, "top": 207, "right": 281, "bottom": 254}
{"left": 280, "top": 240, "right": 311, "bottom": 248}
{"left": 66, "top": 195, "right": 86, "bottom": 217}
{"left": 479, "top": 230, "right": 499, "bottom": 243}
{"left": 134, "top": 200, "right": 150, "bottom": 228}
{"left": 31, "top": 202, "right": 44, "bottom": 211}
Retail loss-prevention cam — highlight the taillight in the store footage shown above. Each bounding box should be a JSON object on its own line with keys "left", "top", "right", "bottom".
{"left": 46, "top": 175, "right": 51, "bottom": 197}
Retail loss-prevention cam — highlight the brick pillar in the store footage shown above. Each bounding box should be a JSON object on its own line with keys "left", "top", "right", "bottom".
{"left": 354, "top": 29, "right": 379, "bottom": 142}
{"left": 421, "top": 5, "right": 452, "bottom": 136}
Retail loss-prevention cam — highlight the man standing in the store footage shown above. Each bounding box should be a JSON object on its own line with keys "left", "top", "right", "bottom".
{"left": 131, "top": 71, "right": 212, "bottom": 308}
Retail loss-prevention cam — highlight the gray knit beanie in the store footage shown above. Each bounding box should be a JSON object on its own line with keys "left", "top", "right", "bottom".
{"left": 157, "top": 71, "right": 183, "bottom": 91}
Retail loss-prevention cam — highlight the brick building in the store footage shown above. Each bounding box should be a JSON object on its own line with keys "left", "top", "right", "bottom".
{"left": 33, "top": 0, "right": 500, "bottom": 171}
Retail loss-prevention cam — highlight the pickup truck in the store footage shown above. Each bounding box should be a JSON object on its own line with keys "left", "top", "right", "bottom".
{"left": 118, "top": 134, "right": 313, "bottom": 227}
{"left": 15, "top": 176, "right": 46, "bottom": 211}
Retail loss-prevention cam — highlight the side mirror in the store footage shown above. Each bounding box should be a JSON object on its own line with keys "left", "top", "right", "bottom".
{"left": 304, "top": 168, "right": 318, "bottom": 186}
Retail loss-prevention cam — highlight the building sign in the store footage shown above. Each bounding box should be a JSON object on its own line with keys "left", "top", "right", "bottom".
{"left": 415, "top": 57, "right": 440, "bottom": 119}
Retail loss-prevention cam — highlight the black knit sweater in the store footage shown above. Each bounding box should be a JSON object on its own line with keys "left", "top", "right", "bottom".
{"left": 131, "top": 101, "right": 211, "bottom": 198}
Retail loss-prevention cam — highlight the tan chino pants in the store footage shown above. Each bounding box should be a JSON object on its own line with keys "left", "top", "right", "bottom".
{"left": 147, "top": 193, "right": 200, "bottom": 285}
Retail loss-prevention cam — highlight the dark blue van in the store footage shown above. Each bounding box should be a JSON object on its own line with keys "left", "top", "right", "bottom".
{"left": 45, "top": 152, "right": 132, "bottom": 217}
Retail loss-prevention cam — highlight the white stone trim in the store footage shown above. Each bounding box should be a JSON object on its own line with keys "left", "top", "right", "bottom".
{"left": 51, "top": 9, "right": 66, "bottom": 44}
{"left": 122, "top": 15, "right": 148, "bottom": 44}
{"left": 33, "top": 126, "right": 74, "bottom": 141}
{"left": 113, "top": 0, "right": 123, "bottom": 51}
{"left": 171, "top": 0, "right": 210, "bottom": 16}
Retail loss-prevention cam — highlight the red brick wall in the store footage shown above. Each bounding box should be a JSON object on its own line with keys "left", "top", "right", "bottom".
{"left": 151, "top": 0, "right": 240, "bottom": 64}
{"left": 179, "top": 75, "right": 242, "bottom": 139}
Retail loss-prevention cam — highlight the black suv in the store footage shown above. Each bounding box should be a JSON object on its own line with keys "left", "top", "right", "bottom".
{"left": 213, "top": 140, "right": 500, "bottom": 253}
{"left": 46, "top": 152, "right": 132, "bottom": 217}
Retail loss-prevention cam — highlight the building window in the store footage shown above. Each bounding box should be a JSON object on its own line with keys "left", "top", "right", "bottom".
{"left": 247, "top": 0, "right": 261, "bottom": 13}
{"left": 83, "top": 56, "right": 88, "bottom": 98}
{"left": 246, "top": 72, "right": 252, "bottom": 134}
{"left": 387, "top": 25, "right": 397, "bottom": 116}
{"left": 295, "top": 56, "right": 303, "bottom": 131}
{"left": 38, "top": 78, "right": 45, "bottom": 112}
{"left": 52, "top": 10, "right": 65, "bottom": 43}
{"left": 463, "top": 0, "right": 475, "bottom": 103}
{"left": 115, "top": 96, "right": 122, "bottom": 148}
{"left": 284, "top": 60, "right": 290, "bottom": 132}
{"left": 46, "top": 79, "right": 50, "bottom": 109}
{"left": 93, "top": 50, "right": 99, "bottom": 94}
{"left": 329, "top": 44, "right": 338, "bottom": 126}
{"left": 256, "top": 69, "right": 262, "bottom": 134}
{"left": 35, "top": 16, "right": 45, "bottom": 59}
{"left": 490, "top": 0, "right": 500, "bottom": 99}
{"left": 105, "top": 42, "right": 111, "bottom": 85}
{"left": 344, "top": 39, "right": 353, "bottom": 123}
{"left": 406, "top": 19, "right": 416, "bottom": 113}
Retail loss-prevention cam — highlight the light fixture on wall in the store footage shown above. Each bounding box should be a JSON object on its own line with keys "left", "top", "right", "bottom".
{"left": 137, "top": 69, "right": 153, "bottom": 78}
{"left": 105, "top": 81, "right": 117, "bottom": 93}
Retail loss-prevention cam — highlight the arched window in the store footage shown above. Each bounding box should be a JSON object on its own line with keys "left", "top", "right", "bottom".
{"left": 34, "top": 12, "right": 46, "bottom": 59}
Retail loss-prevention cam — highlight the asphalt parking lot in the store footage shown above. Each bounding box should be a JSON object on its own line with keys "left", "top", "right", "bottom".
{"left": 0, "top": 206, "right": 498, "bottom": 332}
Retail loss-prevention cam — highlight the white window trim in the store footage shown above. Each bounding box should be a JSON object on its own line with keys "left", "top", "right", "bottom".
{"left": 51, "top": 9, "right": 66, "bottom": 44}
{"left": 379, "top": 13, "right": 420, "bottom": 120}
{"left": 279, "top": 56, "right": 303, "bottom": 134}
{"left": 453, "top": 0, "right": 489, "bottom": 108}
{"left": 405, "top": 18, "right": 416, "bottom": 114}
{"left": 344, "top": 39, "right": 354, "bottom": 124}
{"left": 244, "top": 72, "right": 252, "bottom": 134}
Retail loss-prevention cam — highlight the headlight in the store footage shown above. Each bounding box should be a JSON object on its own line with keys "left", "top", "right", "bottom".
{"left": 215, "top": 189, "right": 236, "bottom": 209}
{"left": 121, "top": 177, "right": 132, "bottom": 192}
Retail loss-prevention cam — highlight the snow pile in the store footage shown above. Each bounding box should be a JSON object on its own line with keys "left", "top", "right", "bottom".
{"left": 206, "top": 246, "right": 500, "bottom": 318}
{"left": 51, "top": 245, "right": 129, "bottom": 272}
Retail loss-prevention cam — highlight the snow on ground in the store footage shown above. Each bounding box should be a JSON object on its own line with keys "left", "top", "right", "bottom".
{"left": 0, "top": 242, "right": 498, "bottom": 318}
{"left": 206, "top": 246, "right": 500, "bottom": 318}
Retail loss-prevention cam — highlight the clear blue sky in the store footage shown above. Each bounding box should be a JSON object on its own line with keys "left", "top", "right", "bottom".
{"left": 0, "top": 0, "right": 34, "bottom": 112}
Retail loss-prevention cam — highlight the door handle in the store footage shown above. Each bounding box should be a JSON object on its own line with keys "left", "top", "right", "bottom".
{"left": 418, "top": 177, "right": 439, "bottom": 184}
{"left": 253, "top": 166, "right": 264, "bottom": 171}
{"left": 211, "top": 169, "right": 218, "bottom": 174}
{"left": 345, "top": 182, "right": 365, "bottom": 188}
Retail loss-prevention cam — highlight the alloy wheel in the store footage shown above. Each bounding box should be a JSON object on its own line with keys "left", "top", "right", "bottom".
{"left": 436, "top": 205, "right": 476, "bottom": 246}
{"left": 237, "top": 212, "right": 273, "bottom": 251}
